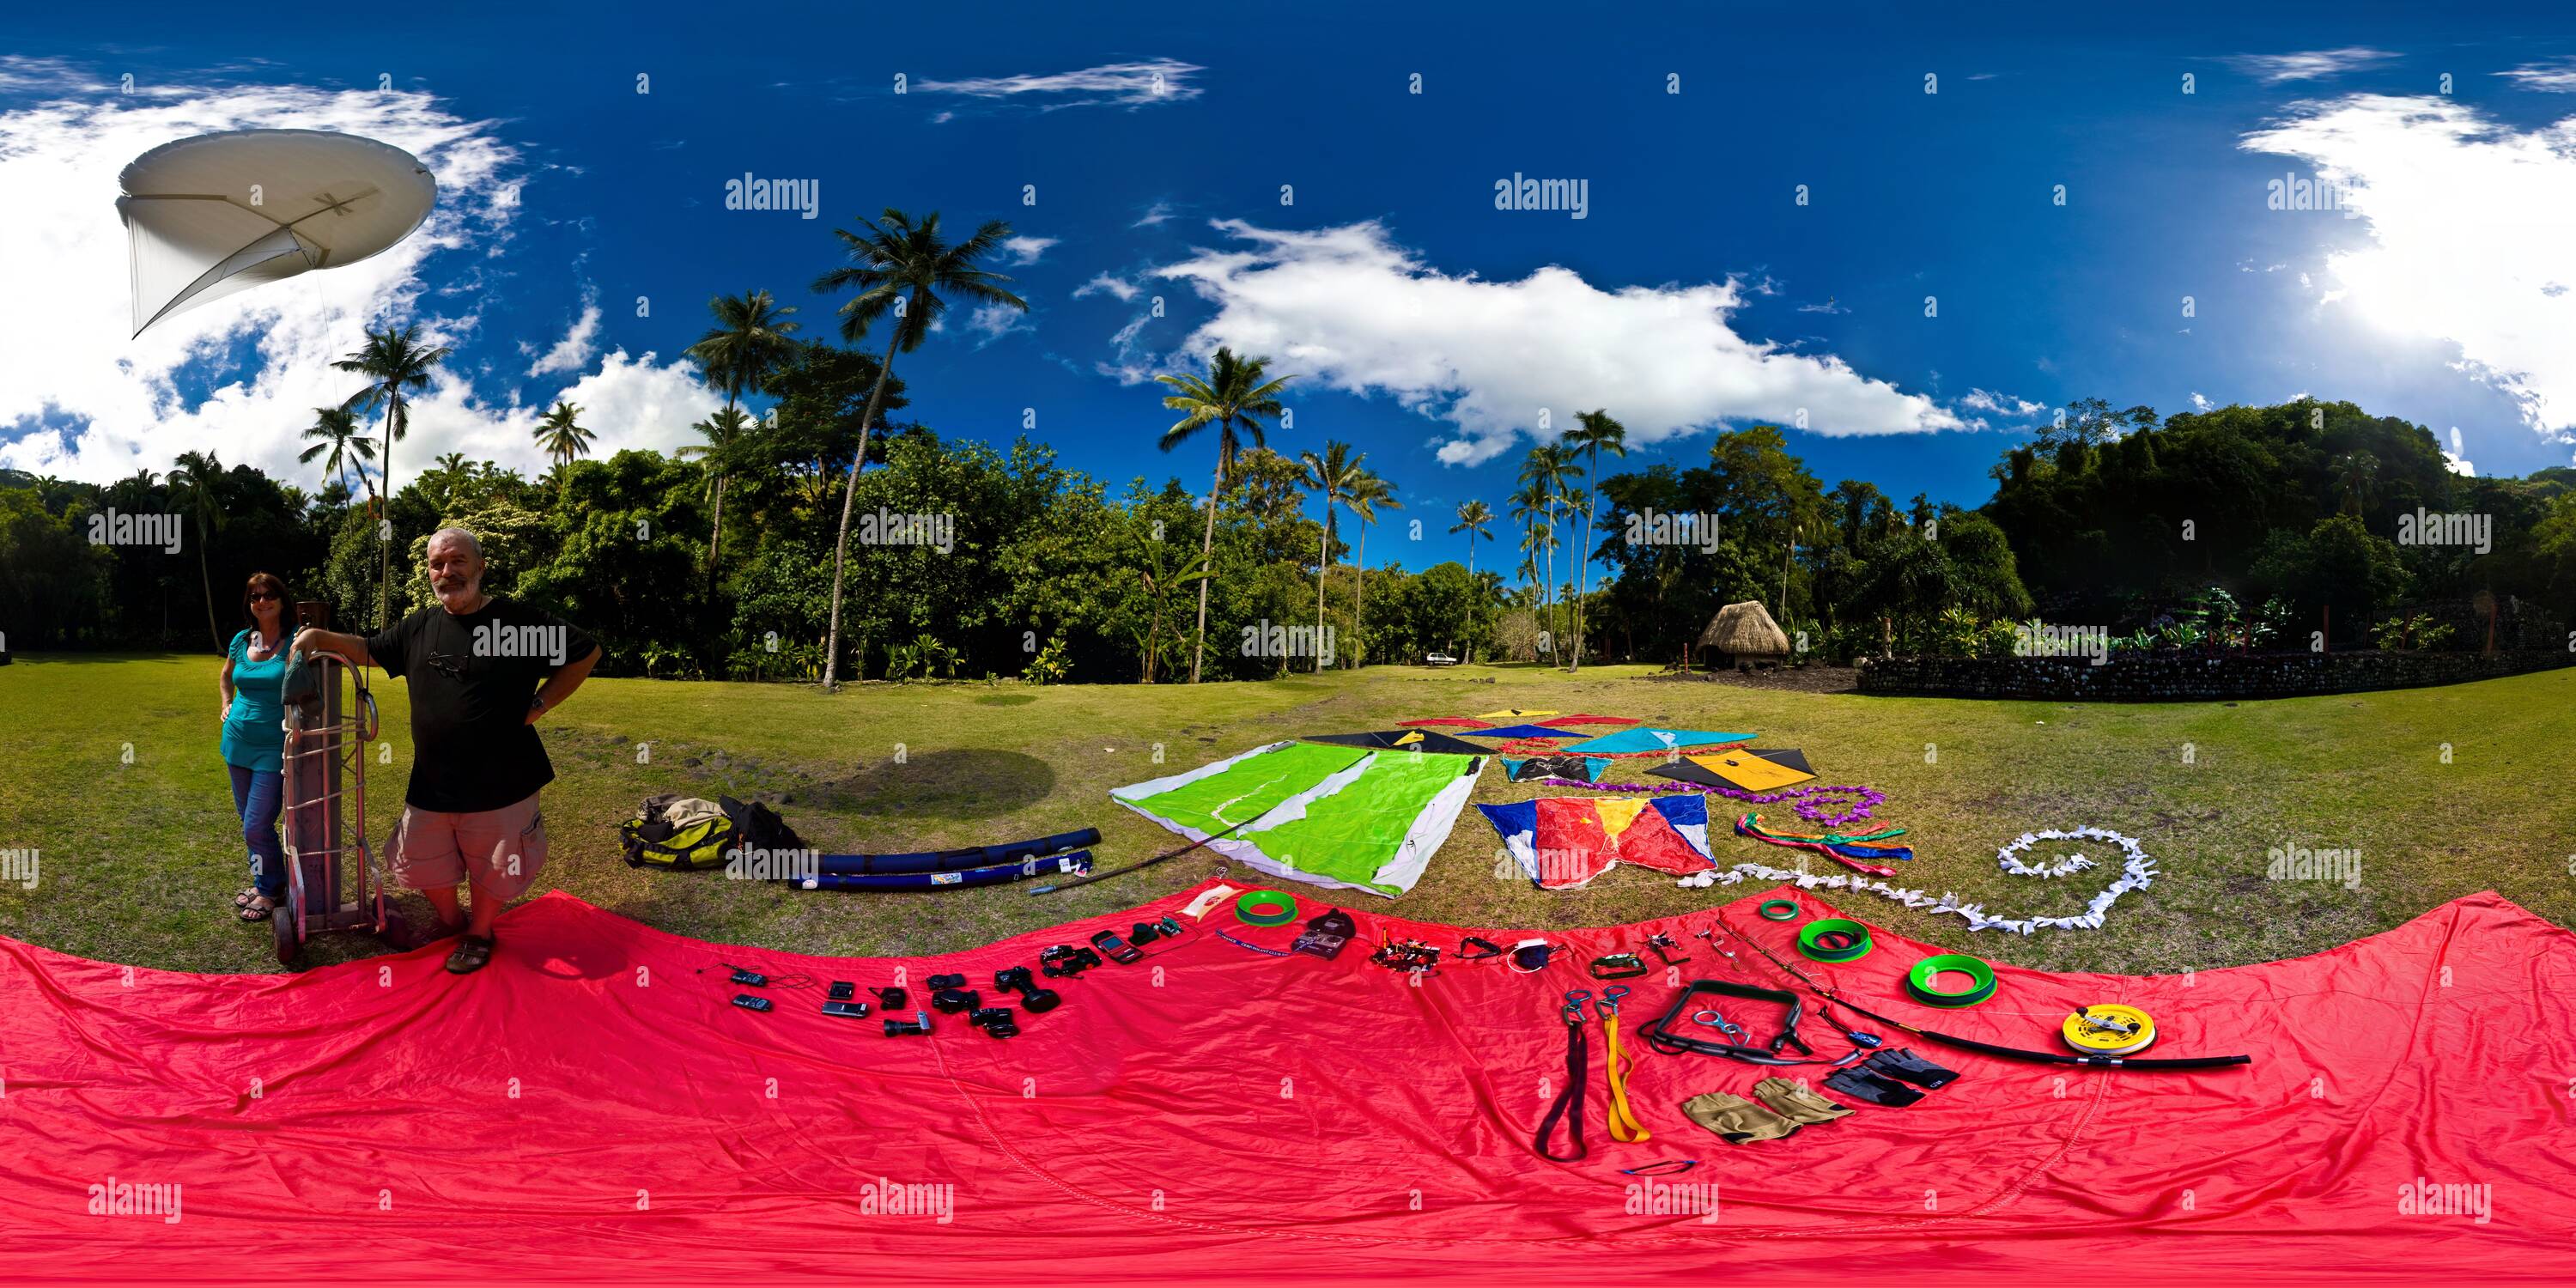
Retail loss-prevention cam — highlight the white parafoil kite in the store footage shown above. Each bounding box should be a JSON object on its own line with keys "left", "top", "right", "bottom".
{"left": 118, "top": 128, "right": 437, "bottom": 337}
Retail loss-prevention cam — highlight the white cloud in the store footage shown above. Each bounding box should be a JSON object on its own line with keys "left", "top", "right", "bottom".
{"left": 1150, "top": 220, "right": 1960, "bottom": 466}
{"left": 2221, "top": 48, "right": 2397, "bottom": 84}
{"left": 916, "top": 58, "right": 1201, "bottom": 109}
{"left": 1073, "top": 272, "right": 1139, "bottom": 301}
{"left": 1000, "top": 235, "right": 1056, "bottom": 264}
{"left": 2444, "top": 427, "right": 2475, "bottom": 475}
{"left": 524, "top": 299, "right": 602, "bottom": 376}
{"left": 2241, "top": 94, "right": 2576, "bottom": 438}
{"left": 2190, "top": 392, "right": 2214, "bottom": 411}
{"left": 2496, "top": 58, "right": 2576, "bottom": 92}
{"left": 1961, "top": 388, "right": 2046, "bottom": 417}
{"left": 968, "top": 303, "right": 1029, "bottom": 345}
{"left": 1133, "top": 201, "right": 1174, "bottom": 228}
{"left": 0, "top": 75, "right": 716, "bottom": 485}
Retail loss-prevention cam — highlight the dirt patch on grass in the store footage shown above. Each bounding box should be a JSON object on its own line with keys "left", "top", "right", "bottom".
{"left": 1643, "top": 665, "right": 1860, "bottom": 694}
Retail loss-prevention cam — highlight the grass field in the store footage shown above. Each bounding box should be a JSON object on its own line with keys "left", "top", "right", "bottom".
{"left": 3, "top": 652, "right": 2571, "bottom": 975}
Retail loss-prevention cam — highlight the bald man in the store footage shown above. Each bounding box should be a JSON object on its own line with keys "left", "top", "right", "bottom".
{"left": 295, "top": 527, "right": 598, "bottom": 974}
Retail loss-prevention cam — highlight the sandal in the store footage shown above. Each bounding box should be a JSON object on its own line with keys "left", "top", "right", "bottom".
{"left": 237, "top": 893, "right": 277, "bottom": 922}
{"left": 233, "top": 888, "right": 264, "bottom": 908}
{"left": 444, "top": 933, "right": 496, "bottom": 975}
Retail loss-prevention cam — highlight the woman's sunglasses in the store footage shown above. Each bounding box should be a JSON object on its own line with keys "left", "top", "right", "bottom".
{"left": 248, "top": 592, "right": 280, "bottom": 603}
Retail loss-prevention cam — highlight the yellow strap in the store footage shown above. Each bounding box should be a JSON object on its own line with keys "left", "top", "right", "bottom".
{"left": 1601, "top": 1014, "right": 1650, "bottom": 1144}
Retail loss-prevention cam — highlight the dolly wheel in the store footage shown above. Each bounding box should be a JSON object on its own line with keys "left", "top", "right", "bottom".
{"left": 272, "top": 899, "right": 302, "bottom": 969}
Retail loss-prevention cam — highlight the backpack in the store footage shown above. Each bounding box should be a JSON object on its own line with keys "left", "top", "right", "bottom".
{"left": 619, "top": 793, "right": 807, "bottom": 872}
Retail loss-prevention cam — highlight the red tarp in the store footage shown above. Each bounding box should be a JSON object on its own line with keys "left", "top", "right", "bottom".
{"left": 4, "top": 883, "right": 2571, "bottom": 1282}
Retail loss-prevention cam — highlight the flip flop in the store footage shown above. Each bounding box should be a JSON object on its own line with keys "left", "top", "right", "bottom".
{"left": 237, "top": 893, "right": 277, "bottom": 922}
{"left": 444, "top": 933, "right": 496, "bottom": 975}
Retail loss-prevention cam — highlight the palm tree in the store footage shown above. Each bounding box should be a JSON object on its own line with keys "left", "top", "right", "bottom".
{"left": 1346, "top": 469, "right": 1400, "bottom": 667}
{"left": 335, "top": 324, "right": 453, "bottom": 628}
{"left": 1450, "top": 499, "right": 1494, "bottom": 660}
{"left": 167, "top": 451, "right": 226, "bottom": 651}
{"left": 1159, "top": 347, "right": 1293, "bottom": 683}
{"left": 680, "top": 406, "right": 756, "bottom": 582}
{"left": 683, "top": 289, "right": 799, "bottom": 445}
{"left": 533, "top": 401, "right": 594, "bottom": 501}
{"left": 811, "top": 210, "right": 1026, "bottom": 690}
{"left": 297, "top": 405, "right": 376, "bottom": 504}
{"left": 2333, "top": 450, "right": 2379, "bottom": 515}
{"left": 1562, "top": 410, "right": 1629, "bottom": 671}
{"left": 1515, "top": 444, "right": 1578, "bottom": 653}
{"left": 1508, "top": 478, "right": 1555, "bottom": 654}
{"left": 1299, "top": 440, "right": 1359, "bottom": 675}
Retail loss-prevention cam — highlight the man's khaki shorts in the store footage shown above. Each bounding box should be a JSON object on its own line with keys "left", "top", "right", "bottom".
{"left": 386, "top": 793, "right": 549, "bottom": 902}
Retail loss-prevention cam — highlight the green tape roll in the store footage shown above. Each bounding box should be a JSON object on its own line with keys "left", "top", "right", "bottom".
{"left": 1757, "top": 899, "right": 1801, "bottom": 921}
{"left": 1236, "top": 889, "right": 1299, "bottom": 927}
{"left": 1905, "top": 953, "right": 1998, "bottom": 1007}
{"left": 1797, "top": 917, "right": 1874, "bottom": 962}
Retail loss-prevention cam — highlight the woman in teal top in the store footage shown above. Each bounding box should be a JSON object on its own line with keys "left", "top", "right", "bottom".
{"left": 220, "top": 573, "right": 292, "bottom": 920}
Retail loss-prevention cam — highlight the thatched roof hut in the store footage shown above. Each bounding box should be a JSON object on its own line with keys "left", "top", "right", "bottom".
{"left": 1700, "top": 600, "right": 1791, "bottom": 667}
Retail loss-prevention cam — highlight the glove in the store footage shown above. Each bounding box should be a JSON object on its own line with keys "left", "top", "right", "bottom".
{"left": 1752, "top": 1077, "right": 1852, "bottom": 1124}
{"left": 1680, "top": 1091, "right": 1802, "bottom": 1144}
{"left": 1864, "top": 1047, "right": 1959, "bottom": 1089}
{"left": 1823, "top": 1066, "right": 1926, "bottom": 1107}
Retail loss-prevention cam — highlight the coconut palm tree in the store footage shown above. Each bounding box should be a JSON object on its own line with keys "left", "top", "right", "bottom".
{"left": 684, "top": 289, "right": 800, "bottom": 425}
{"left": 297, "top": 405, "right": 375, "bottom": 505}
{"left": 1562, "top": 410, "right": 1628, "bottom": 671}
{"left": 680, "top": 405, "right": 756, "bottom": 582}
{"left": 1346, "top": 469, "right": 1400, "bottom": 667}
{"left": 1449, "top": 499, "right": 1494, "bottom": 659}
{"left": 533, "top": 401, "right": 594, "bottom": 501}
{"left": 1508, "top": 478, "right": 1555, "bottom": 653}
{"left": 1515, "top": 444, "right": 1578, "bottom": 652}
{"left": 1160, "top": 347, "right": 1293, "bottom": 683}
{"left": 166, "top": 450, "right": 226, "bottom": 651}
{"left": 1298, "top": 440, "right": 1359, "bottom": 675}
{"left": 2333, "top": 449, "right": 2379, "bottom": 515}
{"left": 811, "top": 209, "right": 1026, "bottom": 690}
{"left": 335, "top": 324, "right": 452, "bottom": 628}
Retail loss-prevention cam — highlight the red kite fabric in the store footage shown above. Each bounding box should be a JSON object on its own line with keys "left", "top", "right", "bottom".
{"left": 3, "top": 885, "right": 2569, "bottom": 1282}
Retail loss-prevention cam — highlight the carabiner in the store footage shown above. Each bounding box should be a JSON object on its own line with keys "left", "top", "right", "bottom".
{"left": 1595, "top": 985, "right": 1631, "bottom": 1019}
{"left": 1561, "top": 988, "right": 1593, "bottom": 1024}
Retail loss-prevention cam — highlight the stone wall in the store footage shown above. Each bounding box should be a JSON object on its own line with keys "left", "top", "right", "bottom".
{"left": 1856, "top": 650, "right": 2576, "bottom": 702}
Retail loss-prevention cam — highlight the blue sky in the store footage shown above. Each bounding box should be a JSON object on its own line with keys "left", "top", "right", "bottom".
{"left": 5, "top": 2, "right": 2575, "bottom": 577}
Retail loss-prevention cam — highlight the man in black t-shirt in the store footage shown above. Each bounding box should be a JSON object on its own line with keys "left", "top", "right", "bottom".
{"left": 295, "top": 526, "right": 599, "bottom": 974}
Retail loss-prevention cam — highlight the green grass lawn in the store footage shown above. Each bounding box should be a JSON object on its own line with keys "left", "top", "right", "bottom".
{"left": 3, "top": 653, "right": 2571, "bottom": 975}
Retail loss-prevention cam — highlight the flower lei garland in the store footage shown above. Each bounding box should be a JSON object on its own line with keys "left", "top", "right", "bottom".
{"left": 1534, "top": 777, "right": 1886, "bottom": 827}
{"left": 1673, "top": 825, "right": 2159, "bottom": 936}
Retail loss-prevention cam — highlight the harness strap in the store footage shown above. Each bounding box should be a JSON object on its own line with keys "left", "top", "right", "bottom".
{"left": 1601, "top": 1012, "right": 1650, "bottom": 1144}
{"left": 1534, "top": 1012, "right": 1589, "bottom": 1161}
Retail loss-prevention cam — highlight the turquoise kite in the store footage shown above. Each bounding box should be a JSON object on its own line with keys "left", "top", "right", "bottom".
{"left": 1562, "top": 726, "right": 1757, "bottom": 757}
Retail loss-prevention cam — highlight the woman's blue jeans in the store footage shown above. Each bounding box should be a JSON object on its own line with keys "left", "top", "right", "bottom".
{"left": 228, "top": 764, "right": 287, "bottom": 899}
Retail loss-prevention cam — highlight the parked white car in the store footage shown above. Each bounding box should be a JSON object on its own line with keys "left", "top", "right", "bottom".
{"left": 1424, "top": 653, "right": 1461, "bottom": 666}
